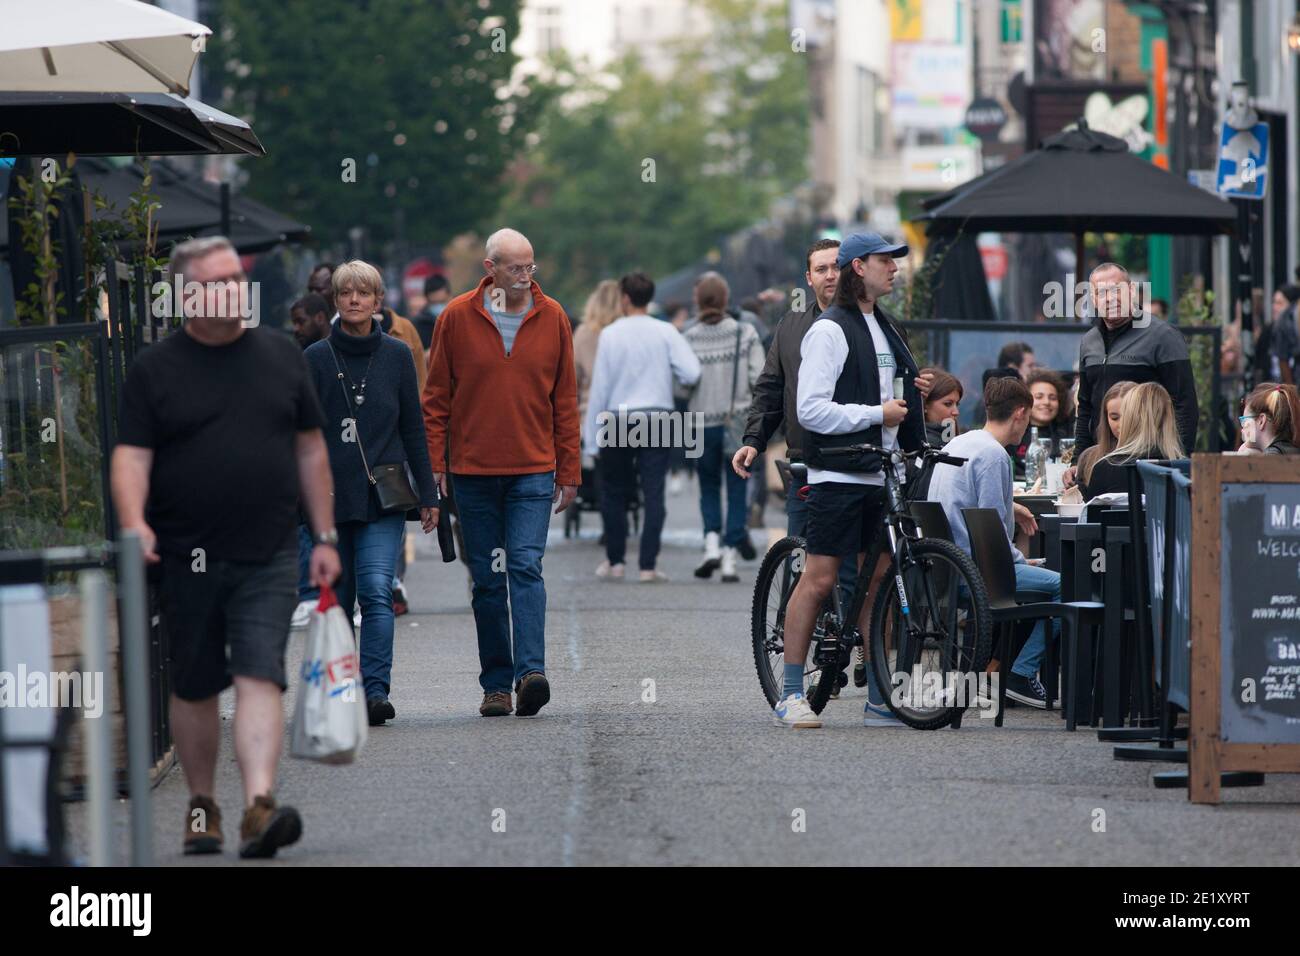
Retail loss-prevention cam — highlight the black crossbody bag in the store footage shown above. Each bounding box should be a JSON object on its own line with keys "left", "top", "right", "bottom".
{"left": 326, "top": 342, "right": 420, "bottom": 514}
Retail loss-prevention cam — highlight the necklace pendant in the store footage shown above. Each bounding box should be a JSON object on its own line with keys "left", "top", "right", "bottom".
{"left": 355, "top": 393, "right": 365, "bottom": 406}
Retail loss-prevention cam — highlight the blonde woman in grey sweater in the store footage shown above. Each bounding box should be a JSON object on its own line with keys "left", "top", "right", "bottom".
{"left": 683, "top": 272, "right": 764, "bottom": 581}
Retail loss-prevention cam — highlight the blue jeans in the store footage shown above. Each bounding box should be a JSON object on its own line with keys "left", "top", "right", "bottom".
{"left": 297, "top": 523, "right": 319, "bottom": 603}
{"left": 786, "top": 482, "right": 858, "bottom": 615}
{"left": 336, "top": 512, "right": 405, "bottom": 700}
{"left": 697, "top": 426, "right": 749, "bottom": 547}
{"left": 1012, "top": 562, "right": 1062, "bottom": 678}
{"left": 453, "top": 471, "right": 554, "bottom": 693}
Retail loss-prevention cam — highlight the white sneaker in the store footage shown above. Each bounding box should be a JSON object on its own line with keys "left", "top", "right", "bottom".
{"left": 595, "top": 560, "right": 625, "bottom": 579}
{"left": 773, "top": 693, "right": 822, "bottom": 729}
{"left": 863, "top": 702, "right": 906, "bottom": 727}
{"left": 290, "top": 599, "right": 314, "bottom": 629}
{"left": 720, "top": 546, "right": 739, "bottom": 583}
{"left": 638, "top": 569, "right": 668, "bottom": 583}
{"left": 694, "top": 531, "right": 721, "bottom": 578}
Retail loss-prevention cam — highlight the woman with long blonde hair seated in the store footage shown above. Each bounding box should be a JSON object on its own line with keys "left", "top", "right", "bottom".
{"left": 1078, "top": 381, "right": 1184, "bottom": 500}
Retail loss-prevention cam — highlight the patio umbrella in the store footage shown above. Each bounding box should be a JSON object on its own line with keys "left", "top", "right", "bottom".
{"left": 77, "top": 158, "right": 309, "bottom": 253}
{"left": 1, "top": 158, "right": 309, "bottom": 257}
{"left": 0, "top": 91, "right": 265, "bottom": 157}
{"left": 0, "top": 0, "right": 209, "bottom": 95}
{"left": 917, "top": 122, "right": 1237, "bottom": 268}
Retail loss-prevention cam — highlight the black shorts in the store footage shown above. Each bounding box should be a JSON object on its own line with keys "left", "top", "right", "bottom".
{"left": 158, "top": 532, "right": 298, "bottom": 701}
{"left": 803, "top": 482, "right": 888, "bottom": 557}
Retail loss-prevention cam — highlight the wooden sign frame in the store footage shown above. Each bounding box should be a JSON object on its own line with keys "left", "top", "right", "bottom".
{"left": 1189, "top": 453, "right": 1300, "bottom": 803}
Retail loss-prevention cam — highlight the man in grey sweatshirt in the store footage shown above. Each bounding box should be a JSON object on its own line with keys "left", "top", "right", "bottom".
{"left": 927, "top": 376, "right": 1060, "bottom": 708}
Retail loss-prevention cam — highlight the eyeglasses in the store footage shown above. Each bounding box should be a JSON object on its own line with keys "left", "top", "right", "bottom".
{"left": 1239, "top": 414, "right": 1259, "bottom": 426}
{"left": 495, "top": 263, "right": 537, "bottom": 277}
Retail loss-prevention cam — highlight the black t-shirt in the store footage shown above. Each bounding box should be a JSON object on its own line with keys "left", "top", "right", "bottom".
{"left": 117, "top": 327, "right": 327, "bottom": 562}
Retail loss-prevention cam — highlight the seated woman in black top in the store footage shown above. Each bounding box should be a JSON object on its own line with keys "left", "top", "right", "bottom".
{"left": 1025, "top": 369, "right": 1075, "bottom": 454}
{"left": 1237, "top": 382, "right": 1300, "bottom": 456}
{"left": 1074, "top": 380, "right": 1136, "bottom": 498}
{"left": 1010, "top": 368, "right": 1074, "bottom": 477}
{"left": 1079, "top": 381, "right": 1184, "bottom": 500}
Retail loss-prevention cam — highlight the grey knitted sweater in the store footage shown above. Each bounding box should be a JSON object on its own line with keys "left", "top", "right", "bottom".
{"left": 682, "top": 316, "right": 764, "bottom": 427}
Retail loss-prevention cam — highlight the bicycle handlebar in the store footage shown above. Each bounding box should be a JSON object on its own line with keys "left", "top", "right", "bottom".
{"left": 818, "top": 443, "right": 967, "bottom": 469}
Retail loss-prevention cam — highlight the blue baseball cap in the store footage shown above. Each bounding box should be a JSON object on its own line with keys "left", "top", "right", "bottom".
{"left": 835, "top": 232, "right": 909, "bottom": 269}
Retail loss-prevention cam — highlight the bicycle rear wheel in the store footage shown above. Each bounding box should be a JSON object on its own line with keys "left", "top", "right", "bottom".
{"left": 751, "top": 536, "right": 838, "bottom": 714}
{"left": 867, "top": 538, "right": 992, "bottom": 730}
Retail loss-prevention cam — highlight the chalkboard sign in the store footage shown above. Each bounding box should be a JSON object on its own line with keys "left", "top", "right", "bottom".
{"left": 1189, "top": 455, "right": 1300, "bottom": 804}
{"left": 1219, "top": 482, "right": 1300, "bottom": 742}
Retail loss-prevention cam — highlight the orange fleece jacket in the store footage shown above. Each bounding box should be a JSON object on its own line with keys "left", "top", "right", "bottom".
{"left": 422, "top": 276, "right": 580, "bottom": 486}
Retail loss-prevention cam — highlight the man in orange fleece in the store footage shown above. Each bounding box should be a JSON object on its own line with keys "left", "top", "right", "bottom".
{"left": 422, "top": 228, "right": 580, "bottom": 718}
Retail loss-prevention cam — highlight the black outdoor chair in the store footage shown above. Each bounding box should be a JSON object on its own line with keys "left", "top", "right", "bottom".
{"left": 908, "top": 500, "right": 953, "bottom": 541}
{"left": 961, "top": 508, "right": 1104, "bottom": 729}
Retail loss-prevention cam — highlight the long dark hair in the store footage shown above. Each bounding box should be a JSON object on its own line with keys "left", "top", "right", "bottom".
{"left": 832, "top": 265, "right": 867, "bottom": 312}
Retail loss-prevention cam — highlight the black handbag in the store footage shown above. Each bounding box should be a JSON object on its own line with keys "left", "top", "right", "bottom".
{"left": 327, "top": 342, "right": 420, "bottom": 515}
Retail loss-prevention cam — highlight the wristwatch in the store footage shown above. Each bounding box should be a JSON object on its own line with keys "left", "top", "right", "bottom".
{"left": 315, "top": 528, "right": 339, "bottom": 547}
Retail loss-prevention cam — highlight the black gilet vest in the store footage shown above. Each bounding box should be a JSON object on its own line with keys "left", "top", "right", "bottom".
{"left": 804, "top": 304, "right": 922, "bottom": 474}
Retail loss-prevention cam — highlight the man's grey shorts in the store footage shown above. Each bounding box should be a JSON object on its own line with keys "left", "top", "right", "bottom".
{"left": 158, "top": 530, "right": 298, "bottom": 701}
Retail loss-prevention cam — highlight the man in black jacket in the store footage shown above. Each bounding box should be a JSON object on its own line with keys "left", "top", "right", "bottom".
{"left": 1073, "top": 262, "right": 1198, "bottom": 457}
{"left": 732, "top": 237, "right": 839, "bottom": 534}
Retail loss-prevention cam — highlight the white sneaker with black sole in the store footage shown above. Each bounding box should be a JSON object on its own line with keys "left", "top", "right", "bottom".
{"left": 720, "top": 546, "right": 739, "bottom": 582}
{"left": 1005, "top": 673, "right": 1048, "bottom": 709}
{"left": 695, "top": 531, "right": 721, "bottom": 578}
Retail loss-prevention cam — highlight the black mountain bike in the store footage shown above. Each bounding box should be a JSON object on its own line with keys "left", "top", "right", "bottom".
{"left": 751, "top": 444, "right": 993, "bottom": 729}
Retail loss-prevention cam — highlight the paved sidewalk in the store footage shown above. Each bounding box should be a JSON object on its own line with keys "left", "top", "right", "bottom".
{"left": 66, "top": 477, "right": 1300, "bottom": 865}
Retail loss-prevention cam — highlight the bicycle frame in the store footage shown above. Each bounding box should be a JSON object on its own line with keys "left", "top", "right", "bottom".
{"left": 810, "top": 448, "right": 919, "bottom": 662}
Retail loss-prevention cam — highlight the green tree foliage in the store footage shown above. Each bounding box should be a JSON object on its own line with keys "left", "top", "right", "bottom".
{"left": 497, "top": 0, "right": 809, "bottom": 306}
{"left": 206, "top": 0, "right": 533, "bottom": 248}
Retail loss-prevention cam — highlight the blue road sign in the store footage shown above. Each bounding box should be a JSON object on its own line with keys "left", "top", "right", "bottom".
{"left": 1216, "top": 121, "right": 1269, "bottom": 199}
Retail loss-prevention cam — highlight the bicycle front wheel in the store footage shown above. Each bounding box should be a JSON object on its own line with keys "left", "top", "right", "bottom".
{"left": 868, "top": 538, "right": 992, "bottom": 730}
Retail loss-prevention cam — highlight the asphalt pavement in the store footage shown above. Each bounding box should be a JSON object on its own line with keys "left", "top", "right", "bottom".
{"left": 66, "top": 474, "right": 1300, "bottom": 866}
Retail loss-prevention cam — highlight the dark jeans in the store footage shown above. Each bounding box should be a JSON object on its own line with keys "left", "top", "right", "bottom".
{"left": 697, "top": 425, "right": 748, "bottom": 547}
{"left": 336, "top": 513, "right": 405, "bottom": 700}
{"left": 785, "top": 481, "right": 857, "bottom": 613}
{"left": 297, "top": 523, "right": 318, "bottom": 603}
{"left": 598, "top": 444, "right": 670, "bottom": 569}
{"left": 453, "top": 471, "right": 554, "bottom": 694}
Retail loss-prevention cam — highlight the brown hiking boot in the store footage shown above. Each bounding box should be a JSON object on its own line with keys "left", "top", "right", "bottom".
{"left": 183, "top": 794, "right": 223, "bottom": 855}
{"left": 515, "top": 672, "right": 551, "bottom": 717}
{"left": 238, "top": 794, "right": 302, "bottom": 860}
{"left": 480, "top": 691, "right": 513, "bottom": 717}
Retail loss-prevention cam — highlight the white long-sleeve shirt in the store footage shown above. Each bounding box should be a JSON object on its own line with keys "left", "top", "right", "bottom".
{"left": 583, "top": 315, "right": 701, "bottom": 457}
{"left": 796, "top": 311, "right": 898, "bottom": 486}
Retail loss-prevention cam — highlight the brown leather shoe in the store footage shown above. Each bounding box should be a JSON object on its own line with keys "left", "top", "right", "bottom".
{"left": 514, "top": 672, "right": 551, "bottom": 717}
{"left": 480, "top": 691, "right": 513, "bottom": 717}
{"left": 183, "top": 794, "right": 223, "bottom": 855}
{"left": 238, "top": 794, "right": 302, "bottom": 859}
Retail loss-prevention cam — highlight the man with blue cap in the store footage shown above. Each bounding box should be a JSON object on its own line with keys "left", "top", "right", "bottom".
{"left": 770, "top": 233, "right": 926, "bottom": 729}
